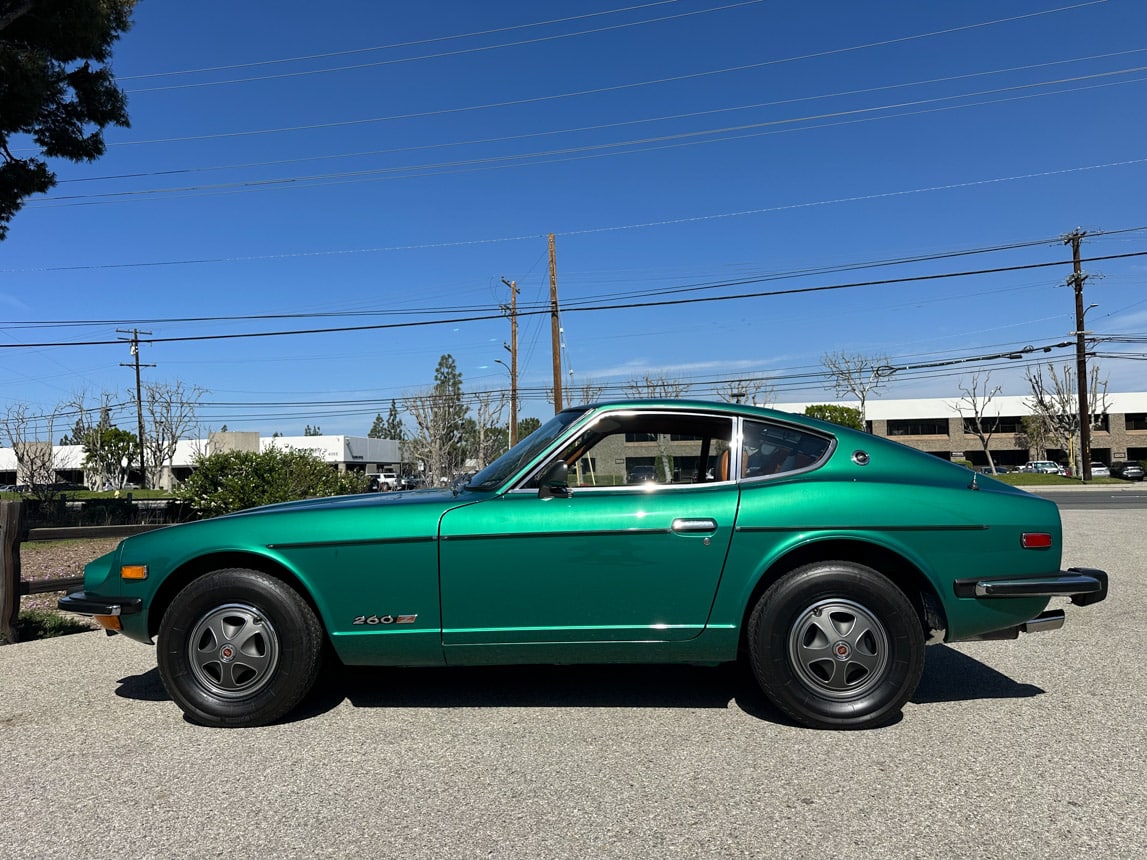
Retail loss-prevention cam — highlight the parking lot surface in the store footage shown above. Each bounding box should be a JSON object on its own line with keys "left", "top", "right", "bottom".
{"left": 1, "top": 509, "right": 1144, "bottom": 859}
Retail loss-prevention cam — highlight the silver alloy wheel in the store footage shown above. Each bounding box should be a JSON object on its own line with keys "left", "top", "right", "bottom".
{"left": 187, "top": 602, "right": 280, "bottom": 699}
{"left": 787, "top": 598, "right": 890, "bottom": 699}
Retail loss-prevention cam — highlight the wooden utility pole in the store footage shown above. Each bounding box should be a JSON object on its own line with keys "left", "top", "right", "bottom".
{"left": 118, "top": 328, "right": 154, "bottom": 488}
{"left": 548, "top": 233, "right": 563, "bottom": 412}
{"left": 500, "top": 278, "right": 520, "bottom": 446}
{"left": 1065, "top": 229, "right": 1091, "bottom": 481}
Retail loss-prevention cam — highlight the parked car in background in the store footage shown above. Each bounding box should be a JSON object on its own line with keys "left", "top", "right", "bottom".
{"left": 1110, "top": 461, "right": 1145, "bottom": 481}
{"left": 60, "top": 399, "right": 1108, "bottom": 731}
{"left": 978, "top": 465, "right": 1011, "bottom": 475}
{"left": 1089, "top": 462, "right": 1110, "bottom": 478}
{"left": 1022, "top": 461, "right": 1065, "bottom": 475}
{"left": 373, "top": 472, "right": 399, "bottom": 492}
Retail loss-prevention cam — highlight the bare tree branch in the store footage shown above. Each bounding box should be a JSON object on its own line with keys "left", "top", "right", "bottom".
{"left": 951, "top": 373, "right": 1002, "bottom": 472}
{"left": 821, "top": 351, "right": 888, "bottom": 426}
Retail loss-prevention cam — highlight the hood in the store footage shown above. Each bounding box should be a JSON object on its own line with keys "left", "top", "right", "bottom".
{"left": 221, "top": 486, "right": 472, "bottom": 519}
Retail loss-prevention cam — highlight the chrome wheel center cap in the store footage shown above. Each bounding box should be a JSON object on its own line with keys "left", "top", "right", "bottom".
{"left": 219, "top": 643, "right": 237, "bottom": 663}
{"left": 832, "top": 641, "right": 851, "bottom": 661}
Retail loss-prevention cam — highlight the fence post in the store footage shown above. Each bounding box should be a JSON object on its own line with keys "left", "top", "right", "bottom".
{"left": 1, "top": 500, "right": 28, "bottom": 645}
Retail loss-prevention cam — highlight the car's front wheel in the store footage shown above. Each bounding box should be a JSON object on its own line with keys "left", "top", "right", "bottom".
{"left": 157, "top": 569, "right": 323, "bottom": 728}
{"left": 748, "top": 561, "right": 924, "bottom": 729}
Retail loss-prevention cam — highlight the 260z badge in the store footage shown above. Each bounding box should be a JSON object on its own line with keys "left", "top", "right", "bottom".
{"left": 352, "top": 614, "right": 418, "bottom": 625}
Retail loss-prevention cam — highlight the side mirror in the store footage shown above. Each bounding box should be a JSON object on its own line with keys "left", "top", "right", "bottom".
{"left": 537, "top": 461, "right": 570, "bottom": 499}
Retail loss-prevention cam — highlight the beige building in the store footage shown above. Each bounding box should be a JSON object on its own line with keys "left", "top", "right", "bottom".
{"left": 774, "top": 393, "right": 1147, "bottom": 468}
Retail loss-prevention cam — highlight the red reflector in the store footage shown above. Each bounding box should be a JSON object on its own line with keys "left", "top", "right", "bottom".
{"left": 1022, "top": 533, "right": 1053, "bottom": 549}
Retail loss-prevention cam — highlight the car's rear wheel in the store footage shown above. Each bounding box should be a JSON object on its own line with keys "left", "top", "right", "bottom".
{"left": 748, "top": 561, "right": 924, "bottom": 729}
{"left": 157, "top": 568, "right": 323, "bottom": 728}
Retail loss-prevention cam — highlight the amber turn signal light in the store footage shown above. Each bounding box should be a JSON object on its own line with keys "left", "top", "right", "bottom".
{"left": 120, "top": 565, "right": 148, "bottom": 580}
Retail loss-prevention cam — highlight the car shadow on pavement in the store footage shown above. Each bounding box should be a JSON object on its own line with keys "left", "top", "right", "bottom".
{"left": 115, "top": 667, "right": 170, "bottom": 702}
{"left": 306, "top": 661, "right": 761, "bottom": 716}
{"left": 107, "top": 644, "right": 1044, "bottom": 726}
{"left": 911, "top": 645, "right": 1044, "bottom": 704}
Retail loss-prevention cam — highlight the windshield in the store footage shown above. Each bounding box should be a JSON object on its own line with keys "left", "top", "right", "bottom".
{"left": 466, "top": 407, "right": 590, "bottom": 490}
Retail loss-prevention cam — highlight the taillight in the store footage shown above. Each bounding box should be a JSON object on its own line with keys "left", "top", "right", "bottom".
{"left": 1021, "top": 533, "right": 1053, "bottom": 549}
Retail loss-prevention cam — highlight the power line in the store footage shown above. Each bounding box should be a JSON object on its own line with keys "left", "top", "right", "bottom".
{"left": 117, "top": 1, "right": 691, "bottom": 81}
{"left": 0, "top": 231, "right": 1081, "bottom": 329}
{"left": 40, "top": 64, "right": 1147, "bottom": 203}
{"left": 3, "top": 251, "right": 1144, "bottom": 350}
{"left": 123, "top": 1, "right": 768, "bottom": 93}
{"left": 119, "top": 1, "right": 1103, "bottom": 94}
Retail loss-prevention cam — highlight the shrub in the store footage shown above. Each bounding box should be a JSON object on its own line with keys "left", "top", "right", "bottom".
{"left": 174, "top": 448, "right": 370, "bottom": 516}
{"left": 804, "top": 404, "right": 864, "bottom": 431}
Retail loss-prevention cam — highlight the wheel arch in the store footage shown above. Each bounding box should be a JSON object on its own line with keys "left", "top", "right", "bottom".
{"left": 147, "top": 551, "right": 322, "bottom": 642}
{"left": 737, "top": 538, "right": 948, "bottom": 652}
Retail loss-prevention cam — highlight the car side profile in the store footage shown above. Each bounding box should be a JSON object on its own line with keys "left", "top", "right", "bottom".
{"left": 60, "top": 400, "right": 1107, "bottom": 730}
{"left": 1110, "top": 461, "right": 1144, "bottom": 481}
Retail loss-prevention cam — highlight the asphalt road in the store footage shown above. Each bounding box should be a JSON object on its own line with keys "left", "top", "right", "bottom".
{"left": 2, "top": 509, "right": 1144, "bottom": 859}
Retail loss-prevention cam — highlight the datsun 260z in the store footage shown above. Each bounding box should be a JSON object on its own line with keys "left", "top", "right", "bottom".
{"left": 60, "top": 400, "right": 1107, "bottom": 729}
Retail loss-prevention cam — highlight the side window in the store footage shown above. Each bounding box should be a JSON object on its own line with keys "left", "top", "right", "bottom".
{"left": 741, "top": 420, "right": 831, "bottom": 479}
{"left": 531, "top": 412, "right": 734, "bottom": 488}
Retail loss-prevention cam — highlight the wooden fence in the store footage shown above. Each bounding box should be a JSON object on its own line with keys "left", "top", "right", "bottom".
{"left": 0, "top": 500, "right": 164, "bottom": 645}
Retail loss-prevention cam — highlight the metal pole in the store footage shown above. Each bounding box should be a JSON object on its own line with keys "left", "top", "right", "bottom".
{"left": 548, "top": 234, "right": 563, "bottom": 412}
{"left": 500, "top": 278, "right": 519, "bottom": 446}
{"left": 1066, "top": 230, "right": 1091, "bottom": 481}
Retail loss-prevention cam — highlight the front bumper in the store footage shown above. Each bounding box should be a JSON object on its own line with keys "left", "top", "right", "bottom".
{"left": 57, "top": 589, "right": 142, "bottom": 618}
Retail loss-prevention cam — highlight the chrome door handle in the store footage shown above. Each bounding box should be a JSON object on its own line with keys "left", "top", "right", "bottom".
{"left": 672, "top": 517, "right": 718, "bottom": 533}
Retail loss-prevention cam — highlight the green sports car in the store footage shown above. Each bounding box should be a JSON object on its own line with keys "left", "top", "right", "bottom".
{"left": 59, "top": 399, "right": 1107, "bottom": 729}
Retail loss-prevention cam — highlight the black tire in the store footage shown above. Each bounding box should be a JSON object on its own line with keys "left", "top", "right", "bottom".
{"left": 157, "top": 568, "right": 323, "bottom": 728}
{"left": 748, "top": 561, "right": 924, "bottom": 730}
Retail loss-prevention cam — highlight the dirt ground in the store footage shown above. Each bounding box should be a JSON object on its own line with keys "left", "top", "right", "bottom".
{"left": 18, "top": 538, "right": 122, "bottom": 614}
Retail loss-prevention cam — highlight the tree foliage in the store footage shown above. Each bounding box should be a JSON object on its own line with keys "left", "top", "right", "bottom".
{"left": 516, "top": 416, "right": 542, "bottom": 440}
{"left": 405, "top": 354, "right": 468, "bottom": 483}
{"left": 369, "top": 400, "right": 406, "bottom": 440}
{"left": 0, "top": 0, "right": 135, "bottom": 240}
{"left": 804, "top": 404, "right": 864, "bottom": 431}
{"left": 175, "top": 447, "right": 369, "bottom": 517}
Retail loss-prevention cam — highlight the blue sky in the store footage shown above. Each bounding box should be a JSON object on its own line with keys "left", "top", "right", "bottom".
{"left": 3, "top": 0, "right": 1146, "bottom": 436}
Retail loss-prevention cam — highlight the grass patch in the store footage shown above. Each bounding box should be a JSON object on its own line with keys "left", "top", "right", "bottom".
{"left": 10, "top": 609, "right": 94, "bottom": 642}
{"left": 996, "top": 473, "right": 1127, "bottom": 487}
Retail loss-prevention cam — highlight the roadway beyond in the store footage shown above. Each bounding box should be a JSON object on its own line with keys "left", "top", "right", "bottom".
{"left": 1, "top": 509, "right": 1144, "bottom": 859}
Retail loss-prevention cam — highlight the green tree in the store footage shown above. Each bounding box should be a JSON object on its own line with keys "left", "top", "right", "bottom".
{"left": 516, "top": 416, "right": 541, "bottom": 440}
{"left": 304, "top": 424, "right": 322, "bottom": 436}
{"left": 175, "top": 447, "right": 369, "bottom": 517}
{"left": 406, "top": 354, "right": 468, "bottom": 482}
{"left": 804, "top": 404, "right": 864, "bottom": 431}
{"left": 1, "top": 0, "right": 135, "bottom": 240}
{"left": 368, "top": 400, "right": 406, "bottom": 440}
{"left": 81, "top": 424, "right": 136, "bottom": 489}
{"left": 383, "top": 399, "right": 405, "bottom": 440}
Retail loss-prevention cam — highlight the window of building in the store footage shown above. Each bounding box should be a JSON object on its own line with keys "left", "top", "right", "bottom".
{"left": 886, "top": 419, "right": 949, "bottom": 437}
{"left": 962, "top": 416, "right": 1023, "bottom": 435}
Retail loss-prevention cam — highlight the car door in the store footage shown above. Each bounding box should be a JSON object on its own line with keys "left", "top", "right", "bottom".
{"left": 437, "top": 410, "right": 738, "bottom": 657}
